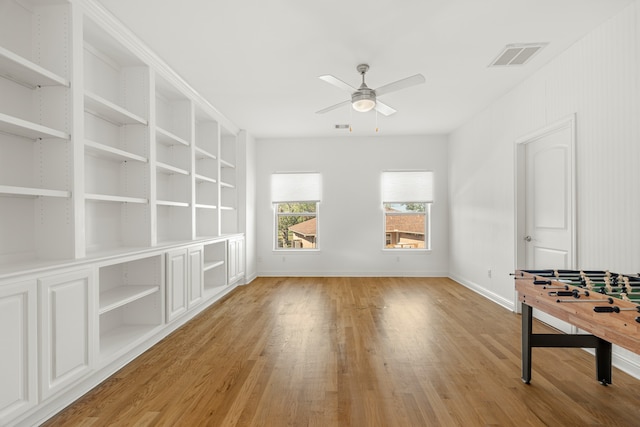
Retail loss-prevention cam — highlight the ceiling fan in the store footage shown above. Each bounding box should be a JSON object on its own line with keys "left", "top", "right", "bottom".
{"left": 316, "top": 64, "right": 425, "bottom": 116}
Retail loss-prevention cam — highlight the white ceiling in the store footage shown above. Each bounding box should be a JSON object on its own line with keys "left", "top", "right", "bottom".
{"left": 98, "top": 0, "right": 631, "bottom": 138}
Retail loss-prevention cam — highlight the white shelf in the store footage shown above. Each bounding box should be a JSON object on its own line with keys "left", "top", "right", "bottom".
{"left": 156, "top": 161, "right": 189, "bottom": 176}
{"left": 157, "top": 200, "right": 189, "bottom": 207}
{"left": 204, "top": 260, "right": 224, "bottom": 272}
{"left": 156, "top": 127, "right": 189, "bottom": 147}
{"left": 0, "top": 112, "right": 69, "bottom": 140}
{"left": 195, "top": 203, "right": 217, "bottom": 210}
{"left": 195, "top": 146, "right": 216, "bottom": 160}
{"left": 84, "top": 91, "right": 148, "bottom": 126}
{"left": 100, "top": 324, "right": 159, "bottom": 359}
{"left": 195, "top": 174, "right": 216, "bottom": 184}
{"left": 220, "top": 181, "right": 235, "bottom": 189}
{"left": 219, "top": 206, "right": 236, "bottom": 211}
{"left": 85, "top": 193, "right": 148, "bottom": 204}
{"left": 220, "top": 159, "right": 235, "bottom": 168}
{"left": 0, "top": 45, "right": 69, "bottom": 88}
{"left": 0, "top": 185, "right": 70, "bottom": 198}
{"left": 99, "top": 285, "right": 159, "bottom": 315}
{"left": 85, "top": 139, "right": 148, "bottom": 163}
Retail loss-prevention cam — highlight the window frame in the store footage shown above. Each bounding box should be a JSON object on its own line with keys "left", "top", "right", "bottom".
{"left": 273, "top": 201, "right": 320, "bottom": 251}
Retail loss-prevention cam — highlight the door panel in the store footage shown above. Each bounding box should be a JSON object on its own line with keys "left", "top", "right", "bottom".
{"left": 166, "top": 249, "right": 187, "bottom": 322}
{"left": 525, "top": 125, "right": 573, "bottom": 269}
{"left": 0, "top": 280, "right": 37, "bottom": 423}
{"left": 521, "top": 120, "right": 575, "bottom": 333}
{"left": 39, "top": 269, "right": 94, "bottom": 400}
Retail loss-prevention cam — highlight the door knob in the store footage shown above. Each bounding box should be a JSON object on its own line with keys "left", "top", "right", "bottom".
{"left": 524, "top": 235, "right": 532, "bottom": 242}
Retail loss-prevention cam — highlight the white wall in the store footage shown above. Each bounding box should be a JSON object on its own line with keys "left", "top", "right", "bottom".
{"left": 448, "top": 1, "right": 640, "bottom": 373}
{"left": 255, "top": 135, "right": 449, "bottom": 276}
{"left": 240, "top": 130, "right": 258, "bottom": 283}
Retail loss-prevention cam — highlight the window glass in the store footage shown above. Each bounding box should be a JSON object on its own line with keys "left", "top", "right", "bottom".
{"left": 384, "top": 202, "right": 430, "bottom": 249}
{"left": 275, "top": 202, "right": 318, "bottom": 249}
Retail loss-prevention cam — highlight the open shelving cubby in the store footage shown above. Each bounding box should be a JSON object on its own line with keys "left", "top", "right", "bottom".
{"left": 83, "top": 15, "right": 151, "bottom": 256}
{"left": 0, "top": 0, "right": 73, "bottom": 269}
{"left": 154, "top": 73, "right": 193, "bottom": 244}
{"left": 194, "top": 108, "right": 219, "bottom": 238}
{"left": 203, "top": 240, "right": 227, "bottom": 297}
{"left": 220, "top": 128, "right": 238, "bottom": 235}
{"left": 98, "top": 254, "right": 163, "bottom": 361}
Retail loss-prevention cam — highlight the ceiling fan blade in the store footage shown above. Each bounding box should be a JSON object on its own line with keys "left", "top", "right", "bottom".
{"left": 315, "top": 99, "right": 351, "bottom": 114}
{"left": 374, "top": 74, "right": 425, "bottom": 97}
{"left": 319, "top": 75, "right": 357, "bottom": 92}
{"left": 374, "top": 100, "right": 396, "bottom": 116}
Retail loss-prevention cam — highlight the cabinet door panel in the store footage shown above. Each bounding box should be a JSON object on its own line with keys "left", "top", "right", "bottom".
{"left": 0, "top": 280, "right": 37, "bottom": 424}
{"left": 166, "top": 249, "right": 187, "bottom": 322}
{"left": 227, "top": 239, "right": 237, "bottom": 284}
{"left": 39, "top": 269, "right": 95, "bottom": 400}
{"left": 188, "top": 246, "right": 203, "bottom": 308}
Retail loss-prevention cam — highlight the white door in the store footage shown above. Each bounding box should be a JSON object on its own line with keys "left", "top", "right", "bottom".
{"left": 516, "top": 117, "right": 575, "bottom": 331}
{"left": 524, "top": 123, "right": 575, "bottom": 269}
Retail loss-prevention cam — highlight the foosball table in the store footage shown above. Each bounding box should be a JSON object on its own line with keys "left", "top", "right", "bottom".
{"left": 515, "top": 269, "right": 640, "bottom": 385}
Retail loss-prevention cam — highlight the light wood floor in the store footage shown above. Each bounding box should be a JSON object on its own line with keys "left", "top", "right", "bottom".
{"left": 44, "top": 277, "right": 640, "bottom": 426}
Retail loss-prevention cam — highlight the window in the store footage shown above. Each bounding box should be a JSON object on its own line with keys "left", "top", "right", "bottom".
{"left": 272, "top": 173, "right": 321, "bottom": 250}
{"left": 381, "top": 171, "right": 433, "bottom": 250}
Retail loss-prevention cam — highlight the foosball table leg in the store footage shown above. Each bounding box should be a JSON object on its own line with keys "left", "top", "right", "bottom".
{"left": 596, "top": 338, "right": 612, "bottom": 385}
{"left": 521, "top": 303, "right": 533, "bottom": 384}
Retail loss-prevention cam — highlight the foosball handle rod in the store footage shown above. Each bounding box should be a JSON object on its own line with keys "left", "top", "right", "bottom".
{"left": 594, "top": 306, "right": 640, "bottom": 313}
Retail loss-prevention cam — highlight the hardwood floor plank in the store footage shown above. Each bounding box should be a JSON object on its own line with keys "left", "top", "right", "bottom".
{"left": 44, "top": 277, "right": 640, "bottom": 426}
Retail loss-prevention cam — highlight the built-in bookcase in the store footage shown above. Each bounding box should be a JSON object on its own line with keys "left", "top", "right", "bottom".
{"left": 0, "top": 2, "right": 244, "bottom": 424}
{"left": 0, "top": 0, "right": 73, "bottom": 268}
{"left": 0, "top": 0, "right": 240, "bottom": 266}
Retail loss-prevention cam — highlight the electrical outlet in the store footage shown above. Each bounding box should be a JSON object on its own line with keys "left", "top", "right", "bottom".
{"left": 487, "top": 269, "right": 492, "bottom": 278}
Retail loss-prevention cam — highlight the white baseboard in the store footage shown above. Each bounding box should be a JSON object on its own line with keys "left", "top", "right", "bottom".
{"left": 448, "top": 273, "right": 515, "bottom": 312}
{"left": 256, "top": 271, "right": 450, "bottom": 278}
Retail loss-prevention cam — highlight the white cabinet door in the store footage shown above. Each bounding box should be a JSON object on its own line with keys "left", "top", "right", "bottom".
{"left": 227, "top": 237, "right": 245, "bottom": 285}
{"left": 188, "top": 246, "right": 204, "bottom": 308}
{"left": 39, "top": 269, "right": 95, "bottom": 400}
{"left": 166, "top": 249, "right": 188, "bottom": 322}
{"left": 228, "top": 239, "right": 237, "bottom": 284}
{"left": 0, "top": 280, "right": 37, "bottom": 424}
{"left": 236, "top": 238, "right": 245, "bottom": 277}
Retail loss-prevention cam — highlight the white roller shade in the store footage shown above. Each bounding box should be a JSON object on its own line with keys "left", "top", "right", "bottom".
{"left": 382, "top": 171, "right": 434, "bottom": 203}
{"left": 271, "top": 172, "right": 322, "bottom": 202}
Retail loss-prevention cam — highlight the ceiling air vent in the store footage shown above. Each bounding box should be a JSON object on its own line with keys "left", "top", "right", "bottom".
{"left": 489, "top": 43, "right": 548, "bottom": 67}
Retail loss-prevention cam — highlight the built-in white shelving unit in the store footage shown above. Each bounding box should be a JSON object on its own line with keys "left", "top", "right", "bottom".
{"left": 0, "top": 1, "right": 244, "bottom": 425}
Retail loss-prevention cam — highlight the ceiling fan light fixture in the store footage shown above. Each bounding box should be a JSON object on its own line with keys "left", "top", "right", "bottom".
{"left": 351, "top": 90, "right": 376, "bottom": 112}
